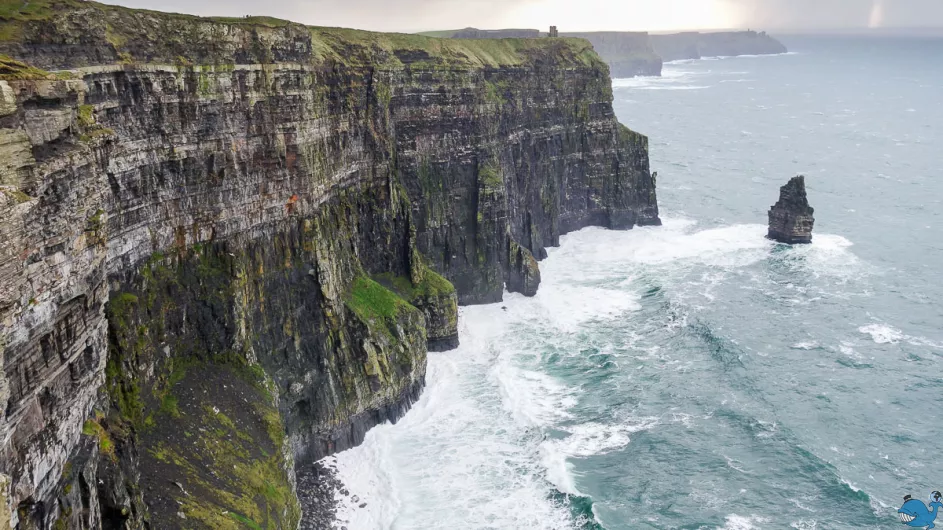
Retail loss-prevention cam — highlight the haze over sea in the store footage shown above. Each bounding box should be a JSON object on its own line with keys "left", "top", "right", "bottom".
{"left": 319, "top": 35, "right": 943, "bottom": 529}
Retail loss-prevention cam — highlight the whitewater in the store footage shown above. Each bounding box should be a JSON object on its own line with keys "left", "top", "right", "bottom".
{"left": 315, "top": 35, "right": 943, "bottom": 529}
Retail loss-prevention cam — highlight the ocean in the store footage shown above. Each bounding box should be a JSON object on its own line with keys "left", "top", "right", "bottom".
{"left": 318, "top": 35, "right": 943, "bottom": 529}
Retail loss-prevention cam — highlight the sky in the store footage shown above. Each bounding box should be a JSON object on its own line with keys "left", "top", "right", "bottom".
{"left": 102, "top": 0, "right": 943, "bottom": 33}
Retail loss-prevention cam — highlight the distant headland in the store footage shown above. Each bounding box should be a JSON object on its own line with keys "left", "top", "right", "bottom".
{"left": 419, "top": 28, "right": 788, "bottom": 78}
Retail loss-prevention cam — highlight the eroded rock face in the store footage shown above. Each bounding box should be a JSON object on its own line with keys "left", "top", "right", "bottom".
{"left": 0, "top": 3, "right": 659, "bottom": 527}
{"left": 768, "top": 175, "right": 815, "bottom": 244}
{"left": 507, "top": 240, "right": 541, "bottom": 297}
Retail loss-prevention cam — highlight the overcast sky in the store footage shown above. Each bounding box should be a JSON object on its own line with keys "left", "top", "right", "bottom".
{"left": 103, "top": 0, "right": 943, "bottom": 33}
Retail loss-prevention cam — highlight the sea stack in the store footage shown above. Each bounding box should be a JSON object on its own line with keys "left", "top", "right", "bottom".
{"left": 768, "top": 175, "right": 815, "bottom": 244}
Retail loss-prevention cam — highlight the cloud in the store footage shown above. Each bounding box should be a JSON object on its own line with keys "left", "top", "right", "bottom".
{"left": 100, "top": 0, "right": 943, "bottom": 32}
{"left": 725, "top": 0, "right": 943, "bottom": 29}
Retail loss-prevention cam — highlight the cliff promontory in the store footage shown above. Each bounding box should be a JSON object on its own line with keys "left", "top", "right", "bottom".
{"left": 423, "top": 28, "right": 787, "bottom": 78}
{"left": 561, "top": 32, "right": 662, "bottom": 77}
{"left": 651, "top": 31, "right": 788, "bottom": 62}
{"left": 0, "top": 1, "right": 659, "bottom": 528}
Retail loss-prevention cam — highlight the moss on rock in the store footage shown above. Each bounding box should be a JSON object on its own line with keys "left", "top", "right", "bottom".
{"left": 375, "top": 262, "right": 459, "bottom": 352}
{"left": 81, "top": 414, "right": 115, "bottom": 461}
{"left": 0, "top": 54, "right": 51, "bottom": 79}
{"left": 346, "top": 275, "right": 410, "bottom": 323}
{"left": 141, "top": 364, "right": 300, "bottom": 530}
{"left": 0, "top": 186, "right": 31, "bottom": 203}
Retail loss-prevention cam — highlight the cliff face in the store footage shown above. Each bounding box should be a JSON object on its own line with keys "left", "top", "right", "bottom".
{"left": 0, "top": 1, "right": 658, "bottom": 528}
{"left": 561, "top": 32, "right": 663, "bottom": 78}
{"left": 651, "top": 31, "right": 788, "bottom": 62}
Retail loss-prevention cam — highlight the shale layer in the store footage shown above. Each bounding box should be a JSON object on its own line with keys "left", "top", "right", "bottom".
{"left": 0, "top": 1, "right": 659, "bottom": 527}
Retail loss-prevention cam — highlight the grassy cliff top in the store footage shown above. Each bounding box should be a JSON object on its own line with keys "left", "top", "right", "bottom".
{"left": 0, "top": 0, "right": 605, "bottom": 70}
{"left": 415, "top": 30, "right": 463, "bottom": 38}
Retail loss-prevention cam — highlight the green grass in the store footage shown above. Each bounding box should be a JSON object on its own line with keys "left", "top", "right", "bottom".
{"left": 1, "top": 187, "right": 31, "bottom": 203}
{"left": 208, "top": 15, "right": 294, "bottom": 28}
{"left": 82, "top": 416, "right": 116, "bottom": 460}
{"left": 159, "top": 394, "right": 180, "bottom": 418}
{"left": 307, "top": 27, "right": 601, "bottom": 68}
{"left": 79, "top": 127, "right": 115, "bottom": 143}
{"left": 227, "top": 512, "right": 262, "bottom": 530}
{"left": 0, "top": 0, "right": 605, "bottom": 71}
{"left": 346, "top": 275, "right": 407, "bottom": 321}
{"left": 76, "top": 104, "right": 94, "bottom": 127}
{"left": 414, "top": 29, "right": 459, "bottom": 38}
{"left": 0, "top": 54, "right": 51, "bottom": 79}
{"left": 0, "top": 0, "right": 86, "bottom": 40}
{"left": 146, "top": 366, "right": 301, "bottom": 529}
{"left": 375, "top": 264, "right": 454, "bottom": 302}
{"left": 479, "top": 163, "right": 503, "bottom": 191}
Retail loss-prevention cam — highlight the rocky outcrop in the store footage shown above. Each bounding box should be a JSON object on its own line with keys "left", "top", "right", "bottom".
{"left": 0, "top": 1, "right": 659, "bottom": 527}
{"left": 561, "top": 32, "right": 662, "bottom": 77}
{"left": 768, "top": 175, "right": 814, "bottom": 244}
{"left": 651, "top": 31, "right": 787, "bottom": 62}
{"left": 506, "top": 239, "right": 540, "bottom": 297}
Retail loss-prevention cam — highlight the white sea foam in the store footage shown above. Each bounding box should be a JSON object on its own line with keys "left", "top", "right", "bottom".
{"left": 720, "top": 514, "right": 771, "bottom": 529}
{"left": 791, "top": 341, "right": 820, "bottom": 350}
{"left": 328, "top": 286, "right": 658, "bottom": 528}
{"left": 612, "top": 68, "right": 704, "bottom": 90}
{"left": 857, "top": 323, "right": 942, "bottom": 348}
{"left": 783, "top": 233, "right": 867, "bottom": 282}
{"left": 540, "top": 418, "right": 658, "bottom": 495}
{"left": 715, "top": 52, "right": 797, "bottom": 60}
{"left": 528, "top": 285, "right": 642, "bottom": 333}
{"left": 543, "top": 219, "right": 770, "bottom": 270}
{"left": 329, "top": 345, "right": 577, "bottom": 529}
{"left": 664, "top": 52, "right": 794, "bottom": 67}
{"left": 324, "top": 219, "right": 875, "bottom": 528}
{"left": 907, "top": 335, "right": 943, "bottom": 349}
{"left": 493, "top": 361, "right": 576, "bottom": 426}
{"left": 723, "top": 454, "right": 750, "bottom": 474}
{"left": 839, "top": 341, "right": 867, "bottom": 363}
{"left": 858, "top": 323, "right": 904, "bottom": 344}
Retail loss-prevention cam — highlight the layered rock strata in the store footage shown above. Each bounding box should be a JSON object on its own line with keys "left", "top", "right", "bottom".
{"left": 768, "top": 175, "right": 815, "bottom": 244}
{"left": 0, "top": 1, "right": 659, "bottom": 527}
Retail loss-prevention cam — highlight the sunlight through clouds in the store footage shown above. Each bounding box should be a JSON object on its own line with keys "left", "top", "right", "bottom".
{"left": 868, "top": 0, "right": 885, "bottom": 27}
{"left": 506, "top": 0, "right": 736, "bottom": 31}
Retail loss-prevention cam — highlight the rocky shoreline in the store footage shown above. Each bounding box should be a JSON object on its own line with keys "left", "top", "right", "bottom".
{"left": 297, "top": 462, "right": 343, "bottom": 530}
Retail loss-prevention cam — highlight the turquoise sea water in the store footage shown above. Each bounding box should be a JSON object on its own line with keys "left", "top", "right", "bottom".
{"left": 323, "top": 36, "right": 943, "bottom": 529}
